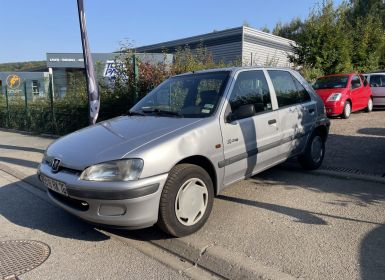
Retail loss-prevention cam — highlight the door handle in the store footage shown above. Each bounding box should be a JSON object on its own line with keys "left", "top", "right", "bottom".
{"left": 268, "top": 119, "right": 277, "bottom": 125}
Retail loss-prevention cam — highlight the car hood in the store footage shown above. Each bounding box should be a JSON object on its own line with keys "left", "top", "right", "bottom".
{"left": 46, "top": 116, "right": 202, "bottom": 171}
{"left": 315, "top": 88, "right": 347, "bottom": 103}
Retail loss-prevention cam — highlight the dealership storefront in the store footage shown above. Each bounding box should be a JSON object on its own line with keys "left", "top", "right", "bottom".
{"left": 0, "top": 72, "right": 49, "bottom": 100}
{"left": 0, "top": 52, "right": 172, "bottom": 99}
{"left": 46, "top": 52, "right": 172, "bottom": 97}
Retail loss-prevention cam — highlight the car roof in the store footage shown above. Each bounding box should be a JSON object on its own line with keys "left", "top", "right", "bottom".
{"left": 173, "top": 66, "right": 296, "bottom": 77}
{"left": 365, "top": 72, "right": 385, "bottom": 75}
{"left": 316, "top": 73, "right": 368, "bottom": 80}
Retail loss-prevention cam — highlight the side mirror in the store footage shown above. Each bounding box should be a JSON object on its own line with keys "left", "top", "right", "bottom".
{"left": 227, "top": 104, "right": 256, "bottom": 122}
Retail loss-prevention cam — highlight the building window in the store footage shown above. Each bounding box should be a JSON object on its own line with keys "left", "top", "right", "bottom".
{"left": 32, "top": 80, "right": 40, "bottom": 96}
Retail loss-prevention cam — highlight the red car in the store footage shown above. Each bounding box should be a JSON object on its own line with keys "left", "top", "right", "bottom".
{"left": 313, "top": 74, "right": 373, "bottom": 118}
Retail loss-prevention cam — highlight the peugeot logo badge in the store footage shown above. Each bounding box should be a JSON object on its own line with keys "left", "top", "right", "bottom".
{"left": 51, "top": 158, "right": 61, "bottom": 172}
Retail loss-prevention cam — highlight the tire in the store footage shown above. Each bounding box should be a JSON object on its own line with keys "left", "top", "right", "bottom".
{"left": 365, "top": 97, "right": 373, "bottom": 112}
{"left": 158, "top": 164, "right": 214, "bottom": 237}
{"left": 298, "top": 131, "right": 325, "bottom": 170}
{"left": 342, "top": 101, "right": 351, "bottom": 119}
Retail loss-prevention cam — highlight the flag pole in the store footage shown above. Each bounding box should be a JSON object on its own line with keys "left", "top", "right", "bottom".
{"left": 76, "top": 0, "right": 100, "bottom": 125}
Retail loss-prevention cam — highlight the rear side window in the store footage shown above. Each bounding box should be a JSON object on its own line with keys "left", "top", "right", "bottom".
{"left": 370, "top": 75, "right": 385, "bottom": 87}
{"left": 229, "top": 70, "right": 272, "bottom": 113}
{"left": 293, "top": 78, "right": 311, "bottom": 103}
{"left": 268, "top": 70, "right": 309, "bottom": 107}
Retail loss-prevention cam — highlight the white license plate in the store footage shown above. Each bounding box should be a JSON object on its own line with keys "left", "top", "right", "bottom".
{"left": 41, "top": 175, "right": 68, "bottom": 196}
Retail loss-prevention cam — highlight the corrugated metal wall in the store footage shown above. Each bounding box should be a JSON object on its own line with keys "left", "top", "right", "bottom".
{"left": 242, "top": 27, "right": 294, "bottom": 67}
{"left": 136, "top": 27, "right": 243, "bottom": 64}
{"left": 135, "top": 26, "right": 294, "bottom": 67}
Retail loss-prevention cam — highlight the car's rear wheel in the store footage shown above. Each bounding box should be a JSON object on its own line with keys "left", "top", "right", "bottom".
{"left": 342, "top": 101, "right": 351, "bottom": 119}
{"left": 298, "top": 131, "right": 325, "bottom": 170}
{"left": 158, "top": 164, "right": 214, "bottom": 237}
{"left": 365, "top": 97, "right": 373, "bottom": 112}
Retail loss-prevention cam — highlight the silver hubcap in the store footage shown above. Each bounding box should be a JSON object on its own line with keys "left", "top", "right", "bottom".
{"left": 368, "top": 99, "right": 373, "bottom": 111}
{"left": 345, "top": 103, "right": 351, "bottom": 117}
{"left": 175, "top": 178, "right": 208, "bottom": 226}
{"left": 311, "top": 136, "right": 323, "bottom": 163}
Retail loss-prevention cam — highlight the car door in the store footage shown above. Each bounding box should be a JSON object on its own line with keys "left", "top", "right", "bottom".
{"left": 350, "top": 75, "right": 364, "bottom": 110}
{"left": 267, "top": 70, "right": 316, "bottom": 158}
{"left": 220, "top": 70, "right": 281, "bottom": 186}
{"left": 369, "top": 74, "right": 385, "bottom": 106}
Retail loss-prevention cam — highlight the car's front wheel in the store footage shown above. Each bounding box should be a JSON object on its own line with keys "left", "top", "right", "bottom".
{"left": 158, "top": 164, "right": 214, "bottom": 237}
{"left": 298, "top": 131, "right": 325, "bottom": 170}
{"left": 342, "top": 101, "right": 351, "bottom": 119}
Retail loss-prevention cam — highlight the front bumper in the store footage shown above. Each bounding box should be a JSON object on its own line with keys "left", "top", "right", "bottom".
{"left": 38, "top": 162, "right": 168, "bottom": 229}
{"left": 325, "top": 103, "right": 343, "bottom": 116}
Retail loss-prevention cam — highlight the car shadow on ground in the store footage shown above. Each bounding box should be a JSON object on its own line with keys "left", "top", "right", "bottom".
{"left": 356, "top": 127, "right": 385, "bottom": 137}
{"left": 360, "top": 223, "right": 385, "bottom": 280}
{"left": 217, "top": 194, "right": 327, "bottom": 225}
{"left": 0, "top": 144, "right": 45, "bottom": 153}
{"left": 0, "top": 157, "right": 40, "bottom": 169}
{"left": 0, "top": 176, "right": 109, "bottom": 242}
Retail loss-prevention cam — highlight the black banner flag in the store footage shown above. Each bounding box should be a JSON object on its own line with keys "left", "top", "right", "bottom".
{"left": 77, "top": 0, "right": 100, "bottom": 125}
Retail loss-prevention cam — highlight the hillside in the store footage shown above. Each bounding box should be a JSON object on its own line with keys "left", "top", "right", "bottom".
{"left": 0, "top": 61, "right": 46, "bottom": 72}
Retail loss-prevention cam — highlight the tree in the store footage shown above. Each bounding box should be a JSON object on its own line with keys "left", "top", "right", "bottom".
{"left": 349, "top": 0, "right": 385, "bottom": 27}
{"left": 278, "top": 0, "right": 385, "bottom": 77}
{"left": 260, "top": 26, "right": 270, "bottom": 33}
{"left": 290, "top": 1, "right": 353, "bottom": 74}
{"left": 273, "top": 17, "right": 303, "bottom": 41}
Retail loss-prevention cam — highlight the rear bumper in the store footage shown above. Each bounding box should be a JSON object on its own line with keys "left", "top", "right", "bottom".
{"left": 38, "top": 162, "right": 168, "bottom": 229}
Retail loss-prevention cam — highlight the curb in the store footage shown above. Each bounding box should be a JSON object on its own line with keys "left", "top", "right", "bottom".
{"left": 151, "top": 238, "right": 298, "bottom": 280}
{"left": 0, "top": 163, "right": 297, "bottom": 280}
{"left": 0, "top": 128, "right": 60, "bottom": 139}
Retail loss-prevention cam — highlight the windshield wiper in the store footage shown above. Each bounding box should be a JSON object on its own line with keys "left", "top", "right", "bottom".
{"left": 127, "top": 110, "right": 146, "bottom": 116}
{"left": 141, "top": 108, "right": 183, "bottom": 117}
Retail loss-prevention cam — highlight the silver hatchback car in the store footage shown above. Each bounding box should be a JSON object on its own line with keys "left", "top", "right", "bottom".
{"left": 38, "top": 67, "right": 330, "bottom": 237}
{"left": 364, "top": 72, "right": 385, "bottom": 106}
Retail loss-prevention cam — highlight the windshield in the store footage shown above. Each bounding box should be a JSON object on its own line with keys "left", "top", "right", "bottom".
{"left": 130, "top": 71, "right": 230, "bottom": 118}
{"left": 313, "top": 75, "right": 349, "bottom": 90}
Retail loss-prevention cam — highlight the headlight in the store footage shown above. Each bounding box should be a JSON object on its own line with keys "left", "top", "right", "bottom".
{"left": 326, "top": 93, "right": 342, "bottom": 102}
{"left": 80, "top": 159, "right": 144, "bottom": 181}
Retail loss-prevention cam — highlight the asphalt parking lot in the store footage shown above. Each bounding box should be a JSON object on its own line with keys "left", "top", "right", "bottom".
{"left": 0, "top": 109, "right": 384, "bottom": 280}
{"left": 324, "top": 109, "right": 385, "bottom": 176}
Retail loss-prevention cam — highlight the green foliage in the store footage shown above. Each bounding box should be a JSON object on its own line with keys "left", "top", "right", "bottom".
{"left": 0, "top": 61, "right": 46, "bottom": 72}
{"left": 279, "top": 0, "right": 385, "bottom": 75}
{"left": 299, "top": 66, "right": 325, "bottom": 83}
{"left": 260, "top": 27, "right": 270, "bottom": 33}
{"left": 273, "top": 17, "right": 303, "bottom": 41}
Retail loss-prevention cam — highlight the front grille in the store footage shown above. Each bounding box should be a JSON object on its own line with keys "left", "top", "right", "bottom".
{"left": 45, "top": 160, "right": 81, "bottom": 175}
{"left": 48, "top": 190, "right": 89, "bottom": 211}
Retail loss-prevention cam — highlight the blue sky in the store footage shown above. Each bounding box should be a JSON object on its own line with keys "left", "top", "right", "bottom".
{"left": 0, "top": 0, "right": 342, "bottom": 63}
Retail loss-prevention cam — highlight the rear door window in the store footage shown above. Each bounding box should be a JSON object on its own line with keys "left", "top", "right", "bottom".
{"left": 268, "top": 70, "right": 305, "bottom": 107}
